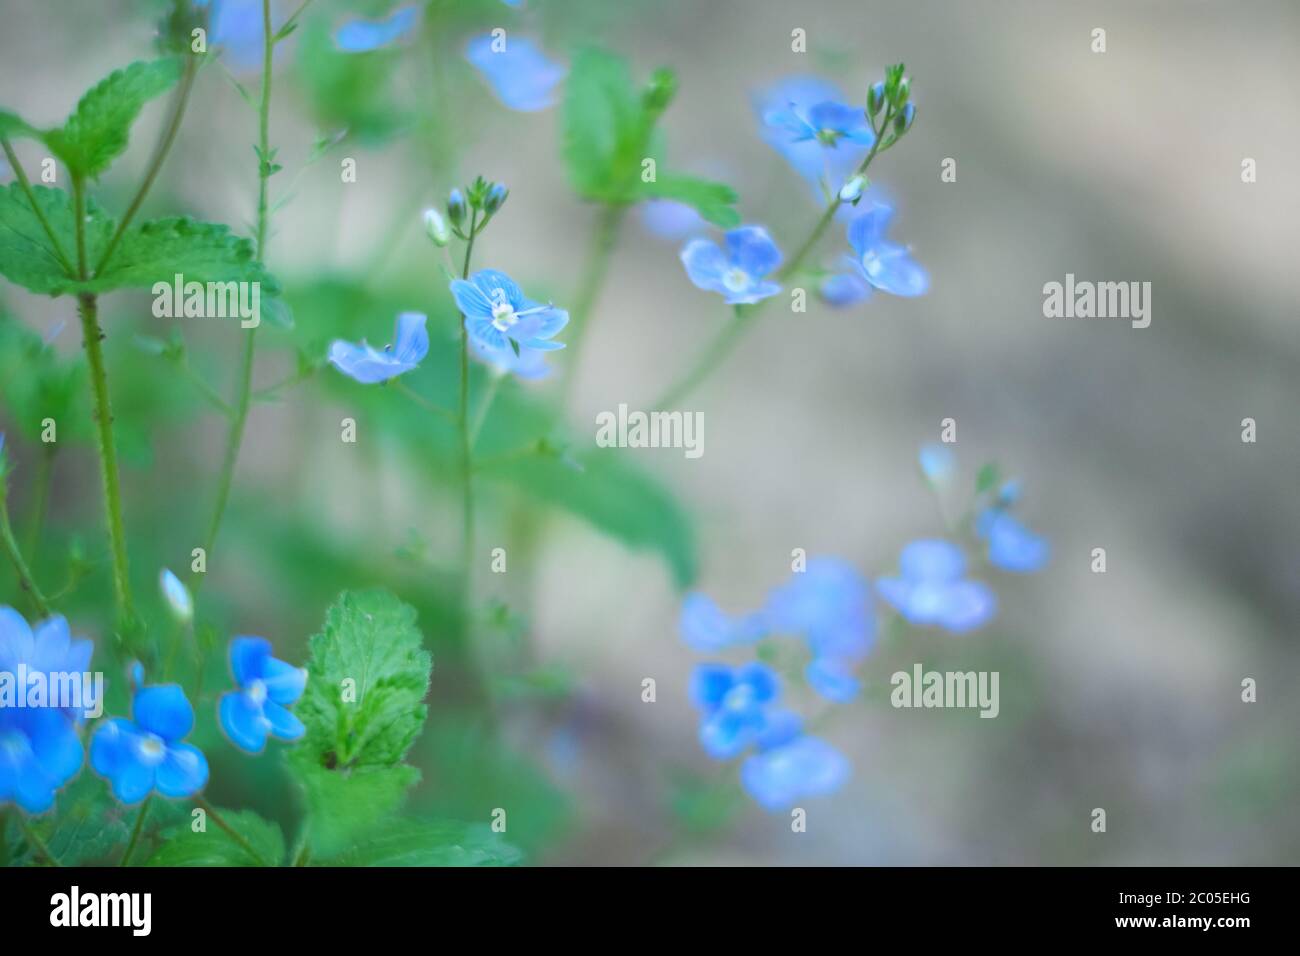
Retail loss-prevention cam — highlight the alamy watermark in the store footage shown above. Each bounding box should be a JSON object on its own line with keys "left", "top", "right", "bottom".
{"left": 152, "top": 274, "right": 261, "bottom": 328}
{"left": 1042, "top": 273, "right": 1151, "bottom": 328}
{"left": 595, "top": 403, "right": 704, "bottom": 459}
{"left": 890, "top": 664, "right": 999, "bottom": 718}
{"left": 0, "top": 665, "right": 104, "bottom": 719}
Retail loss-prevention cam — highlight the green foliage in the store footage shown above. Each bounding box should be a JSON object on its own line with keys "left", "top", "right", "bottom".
{"left": 323, "top": 819, "right": 521, "bottom": 867}
{"left": 0, "top": 184, "right": 111, "bottom": 294}
{"left": 0, "top": 311, "right": 89, "bottom": 444}
{"left": 42, "top": 58, "right": 182, "bottom": 179}
{"left": 563, "top": 47, "right": 739, "bottom": 226}
{"left": 975, "top": 461, "right": 1002, "bottom": 495}
{"left": 4, "top": 776, "right": 129, "bottom": 866}
{"left": 145, "top": 809, "right": 285, "bottom": 867}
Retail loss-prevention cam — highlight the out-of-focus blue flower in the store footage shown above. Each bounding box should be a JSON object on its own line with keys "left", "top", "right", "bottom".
{"left": 845, "top": 203, "right": 928, "bottom": 297}
{"left": 159, "top": 568, "right": 193, "bottom": 624}
{"left": 328, "top": 312, "right": 429, "bottom": 384}
{"left": 681, "top": 225, "right": 783, "bottom": 305}
{"left": 219, "top": 637, "right": 307, "bottom": 754}
{"left": 196, "top": 0, "right": 278, "bottom": 74}
{"left": 470, "top": 337, "right": 551, "bottom": 381}
{"left": 997, "top": 480, "right": 1022, "bottom": 507}
{"left": 689, "top": 662, "right": 783, "bottom": 760}
{"left": 679, "top": 593, "right": 767, "bottom": 652}
{"left": 877, "top": 539, "right": 996, "bottom": 633}
{"left": 501, "top": 0, "right": 524, "bottom": 7}
{"left": 764, "top": 100, "right": 873, "bottom": 149}
{"left": 91, "top": 682, "right": 208, "bottom": 803}
{"left": 465, "top": 34, "right": 566, "bottom": 112}
{"left": 755, "top": 77, "right": 872, "bottom": 194}
{"left": 641, "top": 199, "right": 705, "bottom": 241}
{"left": 919, "top": 443, "right": 955, "bottom": 484}
{"left": 451, "top": 269, "right": 568, "bottom": 357}
{"left": 741, "top": 734, "right": 849, "bottom": 811}
{"left": 978, "top": 510, "right": 1049, "bottom": 573}
{"left": 333, "top": 3, "right": 419, "bottom": 53}
{"left": 819, "top": 268, "right": 871, "bottom": 307}
{"left": 0, "top": 607, "right": 87, "bottom": 813}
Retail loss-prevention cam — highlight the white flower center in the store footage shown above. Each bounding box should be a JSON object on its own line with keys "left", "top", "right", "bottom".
{"left": 490, "top": 293, "right": 518, "bottom": 331}
{"left": 136, "top": 733, "right": 167, "bottom": 766}
{"left": 247, "top": 679, "right": 268, "bottom": 706}
{"left": 722, "top": 268, "right": 751, "bottom": 293}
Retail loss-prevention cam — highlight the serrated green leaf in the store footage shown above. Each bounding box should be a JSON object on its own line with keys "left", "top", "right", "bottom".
{"left": 145, "top": 809, "right": 284, "bottom": 866}
{"left": 0, "top": 109, "right": 39, "bottom": 141}
{"left": 323, "top": 819, "right": 522, "bottom": 867}
{"left": 44, "top": 58, "right": 182, "bottom": 178}
{"left": 4, "top": 775, "right": 130, "bottom": 866}
{"left": 638, "top": 173, "right": 740, "bottom": 227}
{"left": 89, "top": 217, "right": 280, "bottom": 295}
{"left": 293, "top": 589, "right": 433, "bottom": 769}
{"left": 287, "top": 758, "right": 421, "bottom": 858}
{"left": 0, "top": 184, "right": 110, "bottom": 294}
{"left": 562, "top": 47, "right": 645, "bottom": 201}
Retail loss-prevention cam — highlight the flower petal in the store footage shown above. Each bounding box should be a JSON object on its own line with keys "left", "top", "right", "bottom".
{"left": 725, "top": 226, "right": 783, "bottom": 279}
{"left": 219, "top": 690, "right": 270, "bottom": 754}
{"left": 392, "top": 311, "right": 430, "bottom": 365}
{"left": 264, "top": 701, "right": 306, "bottom": 742}
{"left": 333, "top": 3, "right": 419, "bottom": 53}
{"left": 450, "top": 278, "right": 495, "bottom": 318}
{"left": 229, "top": 636, "right": 271, "bottom": 686}
{"left": 155, "top": 743, "right": 208, "bottom": 798}
{"left": 132, "top": 684, "right": 195, "bottom": 743}
{"left": 262, "top": 657, "right": 308, "bottom": 706}
{"left": 680, "top": 238, "right": 728, "bottom": 292}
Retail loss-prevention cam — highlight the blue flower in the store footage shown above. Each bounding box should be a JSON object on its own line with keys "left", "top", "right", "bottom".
{"left": 0, "top": 608, "right": 95, "bottom": 724}
{"left": 219, "top": 637, "right": 307, "bottom": 754}
{"left": 755, "top": 77, "right": 872, "bottom": 193}
{"left": 333, "top": 4, "right": 419, "bottom": 53}
{"left": 159, "top": 568, "right": 194, "bottom": 623}
{"left": 470, "top": 337, "right": 552, "bottom": 381}
{"left": 919, "top": 443, "right": 955, "bottom": 484}
{"left": 819, "top": 269, "right": 872, "bottom": 307}
{"left": 689, "top": 662, "right": 785, "bottom": 760}
{"left": 978, "top": 510, "right": 1049, "bottom": 573}
{"left": 451, "top": 269, "right": 568, "bottom": 358}
{"left": 641, "top": 199, "right": 705, "bottom": 241}
{"left": 681, "top": 225, "right": 783, "bottom": 305}
{"left": 679, "top": 593, "right": 767, "bottom": 652}
{"left": 877, "top": 540, "right": 996, "bottom": 633}
{"left": 764, "top": 100, "right": 873, "bottom": 149}
{"left": 741, "top": 734, "right": 850, "bottom": 811}
{"left": 844, "top": 203, "right": 929, "bottom": 297}
{"left": 465, "top": 34, "right": 566, "bottom": 112}
{"left": 328, "top": 312, "right": 429, "bottom": 384}
{"left": 196, "top": 0, "right": 276, "bottom": 74}
{"left": 91, "top": 683, "right": 208, "bottom": 803}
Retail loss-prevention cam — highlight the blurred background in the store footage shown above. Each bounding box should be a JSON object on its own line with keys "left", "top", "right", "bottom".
{"left": 1, "top": 0, "right": 1297, "bottom": 865}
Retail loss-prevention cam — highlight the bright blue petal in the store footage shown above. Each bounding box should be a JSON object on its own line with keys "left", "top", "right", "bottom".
{"left": 155, "top": 743, "right": 208, "bottom": 798}
{"left": 333, "top": 4, "right": 419, "bottom": 53}
{"left": 860, "top": 241, "right": 929, "bottom": 297}
{"left": 470, "top": 269, "right": 525, "bottom": 311}
{"left": 219, "top": 690, "right": 270, "bottom": 754}
{"left": 132, "top": 685, "right": 194, "bottom": 743}
{"left": 393, "top": 311, "right": 430, "bottom": 365}
{"left": 261, "top": 657, "right": 307, "bottom": 706}
{"left": 725, "top": 226, "right": 783, "bottom": 279}
{"left": 688, "top": 663, "right": 733, "bottom": 711}
{"left": 898, "top": 539, "right": 965, "bottom": 583}
{"left": 699, "top": 707, "right": 761, "bottom": 760}
{"left": 26, "top": 709, "right": 83, "bottom": 787}
{"left": 465, "top": 315, "right": 509, "bottom": 353}
{"left": 755, "top": 76, "right": 869, "bottom": 191}
{"left": 847, "top": 204, "right": 892, "bottom": 255}
{"left": 469, "top": 338, "right": 552, "bottom": 380}
{"left": 465, "top": 35, "right": 566, "bottom": 112}
{"left": 229, "top": 636, "right": 271, "bottom": 686}
{"left": 820, "top": 269, "right": 871, "bottom": 307}
{"left": 729, "top": 279, "right": 783, "bottom": 305}
{"left": 264, "top": 701, "right": 306, "bottom": 741}
{"left": 984, "top": 513, "right": 1049, "bottom": 573}
{"left": 450, "top": 278, "right": 494, "bottom": 318}
{"left": 680, "top": 238, "right": 728, "bottom": 292}
{"left": 735, "top": 661, "right": 780, "bottom": 705}
{"left": 327, "top": 340, "right": 415, "bottom": 384}
{"left": 755, "top": 708, "right": 803, "bottom": 750}
{"left": 89, "top": 718, "right": 136, "bottom": 779}
{"left": 919, "top": 443, "right": 955, "bottom": 483}
{"left": 0, "top": 606, "right": 34, "bottom": 671}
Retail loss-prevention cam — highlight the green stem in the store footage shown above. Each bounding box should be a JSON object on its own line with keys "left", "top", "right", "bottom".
{"left": 0, "top": 136, "right": 74, "bottom": 275}
{"left": 194, "top": 796, "right": 270, "bottom": 866}
{"left": 94, "top": 54, "right": 199, "bottom": 275}
{"left": 0, "top": 480, "right": 52, "bottom": 617}
{"left": 652, "top": 107, "right": 901, "bottom": 409}
{"left": 15, "top": 814, "right": 60, "bottom": 867}
{"left": 22, "top": 442, "right": 54, "bottom": 562}
{"left": 468, "top": 372, "right": 503, "bottom": 448}
{"left": 197, "top": 0, "right": 274, "bottom": 577}
{"left": 559, "top": 204, "right": 625, "bottom": 403}
{"left": 119, "top": 796, "right": 151, "bottom": 867}
{"left": 458, "top": 210, "right": 478, "bottom": 599}
{"left": 394, "top": 380, "right": 456, "bottom": 425}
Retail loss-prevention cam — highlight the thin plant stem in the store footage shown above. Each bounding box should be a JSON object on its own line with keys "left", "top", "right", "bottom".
{"left": 197, "top": 0, "right": 275, "bottom": 579}
{"left": 22, "top": 443, "right": 55, "bottom": 562}
{"left": 651, "top": 106, "right": 901, "bottom": 410}
{"left": 193, "top": 795, "right": 271, "bottom": 865}
{"left": 15, "top": 814, "right": 59, "bottom": 866}
{"left": 0, "top": 136, "right": 74, "bottom": 275}
{"left": 458, "top": 209, "right": 478, "bottom": 601}
{"left": 394, "top": 380, "right": 456, "bottom": 425}
{"left": 119, "top": 796, "right": 151, "bottom": 867}
{"left": 559, "top": 204, "right": 625, "bottom": 404}
{"left": 468, "top": 372, "right": 503, "bottom": 448}
{"left": 0, "top": 481, "right": 52, "bottom": 617}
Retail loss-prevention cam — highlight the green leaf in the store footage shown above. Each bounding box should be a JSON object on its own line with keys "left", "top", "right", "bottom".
{"left": 88, "top": 217, "right": 280, "bottom": 295}
{"left": 975, "top": 462, "right": 1001, "bottom": 495}
{"left": 4, "top": 775, "right": 129, "bottom": 866}
{"left": 288, "top": 758, "right": 421, "bottom": 858}
{"left": 294, "top": 589, "right": 433, "bottom": 768}
{"left": 562, "top": 47, "right": 645, "bottom": 202}
{"left": 145, "top": 809, "right": 285, "bottom": 867}
{"left": 0, "top": 109, "right": 39, "bottom": 141}
{"left": 323, "top": 819, "right": 522, "bottom": 867}
{"left": 638, "top": 173, "right": 741, "bottom": 227}
{"left": 0, "top": 184, "right": 110, "bottom": 294}
{"left": 44, "top": 58, "right": 182, "bottom": 178}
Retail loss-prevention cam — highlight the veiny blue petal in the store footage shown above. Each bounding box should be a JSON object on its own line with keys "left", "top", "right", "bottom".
{"left": 264, "top": 701, "right": 306, "bottom": 741}
{"left": 470, "top": 338, "right": 552, "bottom": 380}
{"left": 109, "top": 758, "right": 155, "bottom": 804}
{"left": 898, "top": 539, "right": 966, "bottom": 583}
{"left": 132, "top": 685, "right": 195, "bottom": 743}
{"left": 755, "top": 76, "right": 869, "bottom": 191}
{"left": 327, "top": 340, "right": 412, "bottom": 384}
{"left": 725, "top": 226, "right": 783, "bottom": 279}
{"left": 521, "top": 302, "right": 568, "bottom": 340}
{"left": 393, "top": 312, "right": 430, "bottom": 365}
{"left": 334, "top": 3, "right": 419, "bottom": 53}
{"left": 680, "top": 238, "right": 728, "bottom": 293}
{"left": 89, "top": 718, "right": 136, "bottom": 779}
{"left": 847, "top": 204, "right": 893, "bottom": 256}
{"left": 219, "top": 690, "right": 270, "bottom": 754}
{"left": 450, "top": 278, "right": 494, "bottom": 319}
{"left": 470, "top": 269, "right": 525, "bottom": 310}
{"left": 229, "top": 636, "right": 271, "bottom": 686}
{"left": 860, "top": 241, "right": 929, "bottom": 297}
{"left": 688, "top": 663, "right": 734, "bottom": 711}
{"left": 465, "top": 35, "right": 566, "bottom": 112}
{"left": 808, "top": 101, "right": 872, "bottom": 143}
{"left": 155, "top": 743, "right": 208, "bottom": 798}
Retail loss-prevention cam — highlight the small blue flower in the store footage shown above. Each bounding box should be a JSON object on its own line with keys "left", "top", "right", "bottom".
{"left": 196, "top": 0, "right": 276, "bottom": 74}
{"left": 679, "top": 593, "right": 767, "bottom": 652}
{"left": 450, "top": 269, "right": 568, "bottom": 357}
{"left": 159, "top": 568, "right": 193, "bottom": 624}
{"left": 470, "top": 337, "right": 552, "bottom": 381}
{"left": 219, "top": 637, "right": 307, "bottom": 754}
{"left": 641, "top": 199, "right": 705, "bottom": 242}
{"left": 333, "top": 4, "right": 419, "bottom": 53}
{"left": 91, "top": 683, "right": 208, "bottom": 804}
{"left": 919, "top": 443, "right": 955, "bottom": 484}
{"left": 740, "top": 734, "right": 850, "bottom": 811}
{"left": 755, "top": 76, "right": 872, "bottom": 193}
{"left": 465, "top": 34, "right": 566, "bottom": 112}
{"left": 877, "top": 540, "right": 996, "bottom": 633}
{"left": 844, "top": 203, "right": 929, "bottom": 297}
{"left": 0, "top": 608, "right": 95, "bottom": 723}
{"left": 819, "top": 269, "right": 872, "bottom": 307}
{"left": 328, "top": 312, "right": 429, "bottom": 384}
{"left": 689, "top": 662, "right": 783, "bottom": 760}
{"left": 979, "top": 510, "right": 1049, "bottom": 573}
{"left": 764, "top": 100, "right": 873, "bottom": 149}
{"left": 681, "top": 225, "right": 783, "bottom": 305}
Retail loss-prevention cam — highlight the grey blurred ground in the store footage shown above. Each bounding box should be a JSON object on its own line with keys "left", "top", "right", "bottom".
{"left": 2, "top": 0, "right": 1297, "bottom": 864}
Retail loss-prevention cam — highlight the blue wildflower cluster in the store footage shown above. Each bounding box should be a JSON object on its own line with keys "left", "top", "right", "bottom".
{"left": 681, "top": 448, "right": 1047, "bottom": 811}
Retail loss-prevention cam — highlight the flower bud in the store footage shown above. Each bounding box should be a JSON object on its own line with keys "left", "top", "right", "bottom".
{"left": 893, "top": 102, "right": 916, "bottom": 135}
{"left": 644, "top": 67, "right": 678, "bottom": 113}
{"left": 867, "top": 82, "right": 886, "bottom": 116}
{"left": 483, "top": 182, "right": 509, "bottom": 215}
{"left": 423, "top": 207, "right": 450, "bottom": 246}
{"left": 893, "top": 77, "right": 911, "bottom": 109}
{"left": 838, "top": 175, "right": 866, "bottom": 204}
{"left": 159, "top": 568, "right": 194, "bottom": 624}
{"left": 447, "top": 188, "right": 467, "bottom": 226}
